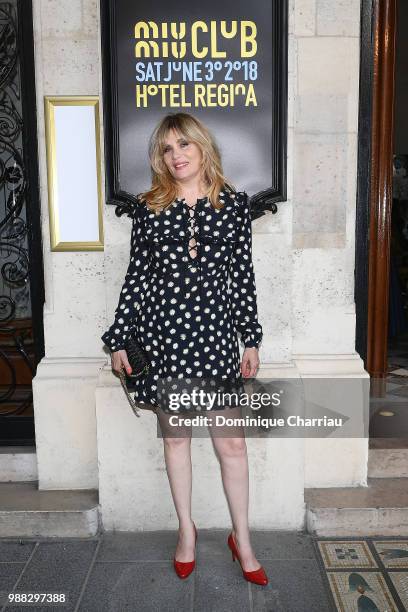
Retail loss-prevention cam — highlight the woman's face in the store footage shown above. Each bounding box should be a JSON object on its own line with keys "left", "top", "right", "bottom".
{"left": 162, "top": 128, "right": 203, "bottom": 184}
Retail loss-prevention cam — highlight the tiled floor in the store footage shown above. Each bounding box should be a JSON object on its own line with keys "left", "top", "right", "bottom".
{"left": 314, "top": 537, "right": 408, "bottom": 611}
{"left": 3, "top": 532, "right": 408, "bottom": 611}
{"left": 0, "top": 531, "right": 333, "bottom": 612}
{"left": 369, "top": 332, "right": 408, "bottom": 443}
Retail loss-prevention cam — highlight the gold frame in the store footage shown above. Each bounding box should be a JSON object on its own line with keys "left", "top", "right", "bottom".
{"left": 44, "top": 96, "right": 104, "bottom": 251}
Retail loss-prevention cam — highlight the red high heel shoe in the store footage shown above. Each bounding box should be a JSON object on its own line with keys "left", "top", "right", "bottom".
{"left": 227, "top": 532, "right": 268, "bottom": 586}
{"left": 173, "top": 522, "right": 197, "bottom": 579}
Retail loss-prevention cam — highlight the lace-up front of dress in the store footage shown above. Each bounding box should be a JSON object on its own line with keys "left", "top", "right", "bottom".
{"left": 176, "top": 197, "right": 205, "bottom": 304}
{"left": 185, "top": 202, "right": 199, "bottom": 262}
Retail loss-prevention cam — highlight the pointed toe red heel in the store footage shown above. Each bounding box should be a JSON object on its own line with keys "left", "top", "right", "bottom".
{"left": 227, "top": 532, "right": 268, "bottom": 586}
{"left": 173, "top": 522, "right": 198, "bottom": 579}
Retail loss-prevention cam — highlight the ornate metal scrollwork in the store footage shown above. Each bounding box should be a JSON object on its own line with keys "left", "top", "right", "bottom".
{"left": 0, "top": 1, "right": 35, "bottom": 419}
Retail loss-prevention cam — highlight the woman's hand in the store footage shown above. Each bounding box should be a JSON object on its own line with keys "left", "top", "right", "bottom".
{"left": 111, "top": 349, "right": 132, "bottom": 376}
{"left": 241, "top": 347, "right": 260, "bottom": 378}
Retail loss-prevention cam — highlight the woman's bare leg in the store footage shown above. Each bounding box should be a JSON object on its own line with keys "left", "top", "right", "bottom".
{"left": 208, "top": 406, "right": 261, "bottom": 571}
{"left": 156, "top": 408, "right": 196, "bottom": 562}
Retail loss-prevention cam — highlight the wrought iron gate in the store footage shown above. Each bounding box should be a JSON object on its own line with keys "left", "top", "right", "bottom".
{"left": 0, "top": 0, "right": 45, "bottom": 445}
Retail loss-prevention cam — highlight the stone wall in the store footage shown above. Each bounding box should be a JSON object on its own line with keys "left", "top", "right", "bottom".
{"left": 31, "top": 0, "right": 368, "bottom": 527}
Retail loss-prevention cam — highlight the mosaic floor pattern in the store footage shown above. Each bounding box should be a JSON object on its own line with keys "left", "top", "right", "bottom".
{"left": 314, "top": 537, "right": 408, "bottom": 611}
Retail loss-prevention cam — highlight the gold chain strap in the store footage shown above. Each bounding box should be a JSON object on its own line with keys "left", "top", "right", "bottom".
{"left": 118, "top": 369, "right": 142, "bottom": 417}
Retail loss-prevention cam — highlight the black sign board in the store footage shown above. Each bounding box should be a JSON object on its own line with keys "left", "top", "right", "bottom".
{"left": 100, "top": 0, "right": 288, "bottom": 217}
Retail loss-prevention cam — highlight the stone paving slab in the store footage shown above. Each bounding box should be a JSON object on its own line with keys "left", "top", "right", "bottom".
{"left": 254, "top": 559, "right": 332, "bottom": 612}
{"left": 0, "top": 541, "right": 36, "bottom": 563}
{"left": 0, "top": 565, "right": 25, "bottom": 595}
{"left": 78, "top": 561, "right": 194, "bottom": 612}
{"left": 0, "top": 541, "right": 98, "bottom": 612}
{"left": 97, "top": 530, "right": 178, "bottom": 561}
{"left": 192, "top": 557, "right": 251, "bottom": 612}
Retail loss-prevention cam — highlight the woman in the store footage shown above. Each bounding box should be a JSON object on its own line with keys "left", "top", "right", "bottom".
{"left": 101, "top": 112, "right": 268, "bottom": 586}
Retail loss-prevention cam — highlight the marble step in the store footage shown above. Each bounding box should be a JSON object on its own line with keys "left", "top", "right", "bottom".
{"left": 305, "top": 478, "right": 408, "bottom": 536}
{"left": 0, "top": 446, "right": 37, "bottom": 482}
{"left": 0, "top": 482, "right": 100, "bottom": 537}
{"left": 368, "top": 447, "right": 408, "bottom": 478}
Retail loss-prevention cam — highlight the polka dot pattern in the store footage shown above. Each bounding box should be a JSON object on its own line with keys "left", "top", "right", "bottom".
{"left": 101, "top": 187, "right": 263, "bottom": 407}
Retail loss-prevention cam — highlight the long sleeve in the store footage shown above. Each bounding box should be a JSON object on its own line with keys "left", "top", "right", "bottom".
{"left": 229, "top": 192, "right": 263, "bottom": 349}
{"left": 101, "top": 202, "right": 150, "bottom": 352}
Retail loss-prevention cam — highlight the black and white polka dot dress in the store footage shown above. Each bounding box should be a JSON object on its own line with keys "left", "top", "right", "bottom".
{"left": 101, "top": 187, "right": 263, "bottom": 410}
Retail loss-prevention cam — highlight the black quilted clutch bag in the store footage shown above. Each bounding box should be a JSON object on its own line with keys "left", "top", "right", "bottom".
{"left": 117, "top": 332, "right": 150, "bottom": 417}
{"left": 124, "top": 332, "right": 150, "bottom": 378}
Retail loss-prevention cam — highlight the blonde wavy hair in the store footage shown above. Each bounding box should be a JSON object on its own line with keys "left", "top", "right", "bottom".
{"left": 137, "top": 112, "right": 235, "bottom": 213}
